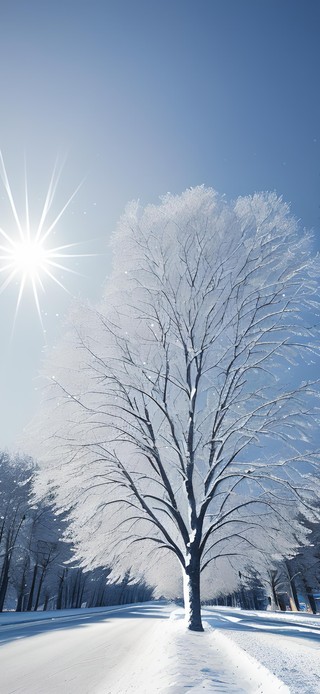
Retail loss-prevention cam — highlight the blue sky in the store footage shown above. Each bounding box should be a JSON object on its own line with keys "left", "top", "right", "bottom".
{"left": 0, "top": 0, "right": 319, "bottom": 448}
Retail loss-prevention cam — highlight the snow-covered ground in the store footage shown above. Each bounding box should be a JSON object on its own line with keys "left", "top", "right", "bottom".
{"left": 0, "top": 602, "right": 319, "bottom": 693}
{"left": 202, "top": 606, "right": 320, "bottom": 694}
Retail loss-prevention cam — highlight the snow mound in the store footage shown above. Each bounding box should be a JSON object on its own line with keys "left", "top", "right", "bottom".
{"left": 157, "top": 611, "right": 289, "bottom": 693}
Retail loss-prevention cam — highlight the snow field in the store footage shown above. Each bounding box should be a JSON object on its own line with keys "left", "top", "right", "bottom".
{"left": 1, "top": 604, "right": 319, "bottom": 692}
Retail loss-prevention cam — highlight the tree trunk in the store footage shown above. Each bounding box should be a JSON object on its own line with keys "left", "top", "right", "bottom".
{"left": 56, "top": 570, "right": 65, "bottom": 609}
{"left": 301, "top": 578, "right": 317, "bottom": 614}
{"left": 268, "top": 572, "right": 279, "bottom": 611}
{"left": 0, "top": 555, "right": 10, "bottom": 612}
{"left": 183, "top": 551, "right": 203, "bottom": 632}
{"left": 269, "top": 587, "right": 278, "bottom": 611}
{"left": 290, "top": 581, "right": 300, "bottom": 612}
{"left": 27, "top": 564, "right": 38, "bottom": 612}
{"left": 16, "top": 592, "right": 24, "bottom": 612}
{"left": 34, "top": 566, "right": 46, "bottom": 611}
{"left": 284, "top": 561, "right": 299, "bottom": 611}
{"left": 16, "top": 561, "right": 29, "bottom": 612}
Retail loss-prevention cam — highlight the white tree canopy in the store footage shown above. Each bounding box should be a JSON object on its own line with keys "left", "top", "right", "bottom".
{"left": 26, "top": 186, "right": 320, "bottom": 624}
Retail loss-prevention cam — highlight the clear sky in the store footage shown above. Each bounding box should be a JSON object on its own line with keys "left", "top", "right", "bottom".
{"left": 0, "top": 0, "right": 319, "bottom": 449}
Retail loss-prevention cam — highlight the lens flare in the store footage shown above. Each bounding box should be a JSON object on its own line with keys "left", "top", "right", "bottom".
{"left": 0, "top": 153, "right": 92, "bottom": 328}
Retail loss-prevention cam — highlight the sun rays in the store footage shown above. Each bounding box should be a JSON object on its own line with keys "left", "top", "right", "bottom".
{"left": 0, "top": 153, "right": 92, "bottom": 328}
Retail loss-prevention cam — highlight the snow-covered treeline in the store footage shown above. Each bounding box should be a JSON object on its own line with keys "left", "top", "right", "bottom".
{"left": 0, "top": 452, "right": 154, "bottom": 612}
{"left": 204, "top": 518, "right": 320, "bottom": 613}
{"left": 2, "top": 451, "right": 319, "bottom": 615}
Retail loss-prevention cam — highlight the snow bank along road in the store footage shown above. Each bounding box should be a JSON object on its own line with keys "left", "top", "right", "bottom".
{"left": 0, "top": 602, "right": 319, "bottom": 693}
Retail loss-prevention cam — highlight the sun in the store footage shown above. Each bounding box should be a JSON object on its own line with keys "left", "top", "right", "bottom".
{"left": 7, "top": 239, "right": 48, "bottom": 276}
{"left": 0, "top": 153, "right": 91, "bottom": 327}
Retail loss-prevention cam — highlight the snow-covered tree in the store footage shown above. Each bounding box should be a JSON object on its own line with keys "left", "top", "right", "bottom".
{"left": 283, "top": 520, "right": 320, "bottom": 612}
{"left": 28, "top": 186, "right": 320, "bottom": 630}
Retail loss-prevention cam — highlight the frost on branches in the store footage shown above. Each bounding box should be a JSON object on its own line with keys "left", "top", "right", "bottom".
{"left": 29, "top": 187, "right": 320, "bottom": 631}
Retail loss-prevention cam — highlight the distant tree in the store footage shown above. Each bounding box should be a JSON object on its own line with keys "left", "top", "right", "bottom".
{"left": 24, "top": 508, "right": 62, "bottom": 612}
{"left": 284, "top": 521, "right": 320, "bottom": 612}
{"left": 0, "top": 453, "right": 32, "bottom": 610}
{"left": 238, "top": 568, "right": 267, "bottom": 610}
{"left": 29, "top": 187, "right": 320, "bottom": 630}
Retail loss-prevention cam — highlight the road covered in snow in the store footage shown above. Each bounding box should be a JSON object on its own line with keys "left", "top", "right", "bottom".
{"left": 0, "top": 602, "right": 319, "bottom": 693}
{"left": 0, "top": 603, "right": 173, "bottom": 694}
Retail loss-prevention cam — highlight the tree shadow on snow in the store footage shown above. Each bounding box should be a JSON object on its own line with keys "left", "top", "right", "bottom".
{"left": 0, "top": 602, "right": 171, "bottom": 646}
{"left": 202, "top": 607, "right": 320, "bottom": 645}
